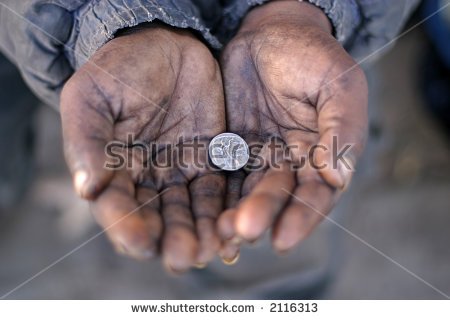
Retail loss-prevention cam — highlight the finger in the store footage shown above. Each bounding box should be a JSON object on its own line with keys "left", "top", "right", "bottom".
{"left": 161, "top": 184, "right": 198, "bottom": 273}
{"left": 219, "top": 169, "right": 256, "bottom": 244}
{"left": 217, "top": 208, "right": 238, "bottom": 241}
{"left": 235, "top": 162, "right": 296, "bottom": 241}
{"left": 90, "top": 170, "right": 156, "bottom": 260}
{"left": 226, "top": 171, "right": 246, "bottom": 208}
{"left": 314, "top": 66, "right": 368, "bottom": 189}
{"left": 218, "top": 209, "right": 241, "bottom": 265}
{"left": 218, "top": 170, "right": 264, "bottom": 242}
{"left": 61, "top": 75, "right": 115, "bottom": 199}
{"left": 219, "top": 240, "right": 241, "bottom": 266}
{"left": 241, "top": 170, "right": 265, "bottom": 197}
{"left": 272, "top": 171, "right": 336, "bottom": 253}
{"left": 241, "top": 137, "right": 285, "bottom": 196}
{"left": 190, "top": 173, "right": 225, "bottom": 265}
{"left": 135, "top": 185, "right": 163, "bottom": 253}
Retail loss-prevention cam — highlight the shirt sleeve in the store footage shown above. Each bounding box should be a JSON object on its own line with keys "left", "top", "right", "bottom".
{"left": 66, "top": 0, "right": 221, "bottom": 69}
{"left": 222, "top": 0, "right": 421, "bottom": 62}
{"left": 220, "top": 0, "right": 361, "bottom": 46}
{"left": 0, "top": 0, "right": 220, "bottom": 109}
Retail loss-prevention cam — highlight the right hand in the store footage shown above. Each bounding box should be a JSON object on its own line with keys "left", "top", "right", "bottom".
{"left": 217, "top": 1, "right": 368, "bottom": 257}
{"left": 60, "top": 25, "right": 226, "bottom": 273}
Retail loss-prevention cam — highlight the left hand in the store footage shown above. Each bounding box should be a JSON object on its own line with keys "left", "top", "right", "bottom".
{"left": 61, "top": 25, "right": 226, "bottom": 272}
{"left": 218, "top": 0, "right": 368, "bottom": 258}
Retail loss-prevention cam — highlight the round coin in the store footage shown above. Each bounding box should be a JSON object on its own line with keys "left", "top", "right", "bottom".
{"left": 209, "top": 133, "right": 249, "bottom": 171}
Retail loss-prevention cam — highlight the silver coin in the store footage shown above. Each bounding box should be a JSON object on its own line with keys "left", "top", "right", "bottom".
{"left": 209, "top": 133, "right": 249, "bottom": 171}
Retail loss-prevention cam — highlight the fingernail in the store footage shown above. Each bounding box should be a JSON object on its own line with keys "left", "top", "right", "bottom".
{"left": 194, "top": 263, "right": 207, "bottom": 269}
{"left": 272, "top": 239, "right": 285, "bottom": 254}
{"left": 275, "top": 248, "right": 291, "bottom": 256}
{"left": 132, "top": 249, "right": 155, "bottom": 260}
{"left": 115, "top": 242, "right": 154, "bottom": 260}
{"left": 74, "top": 170, "right": 88, "bottom": 196}
{"left": 165, "top": 262, "right": 177, "bottom": 274}
{"left": 164, "top": 262, "right": 185, "bottom": 276}
{"left": 115, "top": 242, "right": 128, "bottom": 256}
{"left": 248, "top": 237, "right": 262, "bottom": 247}
{"left": 273, "top": 237, "right": 293, "bottom": 256}
{"left": 230, "top": 236, "right": 242, "bottom": 246}
{"left": 222, "top": 252, "right": 240, "bottom": 266}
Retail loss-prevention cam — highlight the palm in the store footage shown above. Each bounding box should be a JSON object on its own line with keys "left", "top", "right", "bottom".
{"left": 61, "top": 26, "right": 226, "bottom": 272}
{"left": 219, "top": 6, "right": 368, "bottom": 254}
{"left": 222, "top": 29, "right": 323, "bottom": 166}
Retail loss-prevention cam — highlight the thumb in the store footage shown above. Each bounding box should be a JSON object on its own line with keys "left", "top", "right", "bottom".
{"left": 313, "top": 66, "right": 369, "bottom": 189}
{"left": 60, "top": 75, "right": 115, "bottom": 199}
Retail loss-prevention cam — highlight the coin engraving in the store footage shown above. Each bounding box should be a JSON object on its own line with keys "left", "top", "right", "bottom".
{"left": 209, "top": 133, "right": 249, "bottom": 171}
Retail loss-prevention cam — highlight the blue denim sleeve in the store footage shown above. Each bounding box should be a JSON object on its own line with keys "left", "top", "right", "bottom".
{"left": 303, "top": 0, "right": 361, "bottom": 45}
{"left": 66, "top": 0, "right": 221, "bottom": 69}
{"left": 0, "top": 0, "right": 74, "bottom": 108}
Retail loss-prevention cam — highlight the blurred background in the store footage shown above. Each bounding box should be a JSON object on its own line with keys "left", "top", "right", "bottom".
{"left": 0, "top": 4, "right": 449, "bottom": 299}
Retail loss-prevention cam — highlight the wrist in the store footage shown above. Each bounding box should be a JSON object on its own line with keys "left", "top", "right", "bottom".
{"left": 115, "top": 22, "right": 195, "bottom": 40}
{"left": 110, "top": 22, "right": 209, "bottom": 52}
{"left": 115, "top": 21, "right": 166, "bottom": 37}
{"left": 240, "top": 1, "right": 332, "bottom": 35}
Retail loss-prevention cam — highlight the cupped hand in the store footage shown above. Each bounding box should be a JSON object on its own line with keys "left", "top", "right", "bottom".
{"left": 61, "top": 25, "right": 226, "bottom": 272}
{"left": 218, "top": 1, "right": 368, "bottom": 258}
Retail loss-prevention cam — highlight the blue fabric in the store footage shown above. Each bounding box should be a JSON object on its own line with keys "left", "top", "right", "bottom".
{"left": 423, "top": 0, "right": 450, "bottom": 69}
